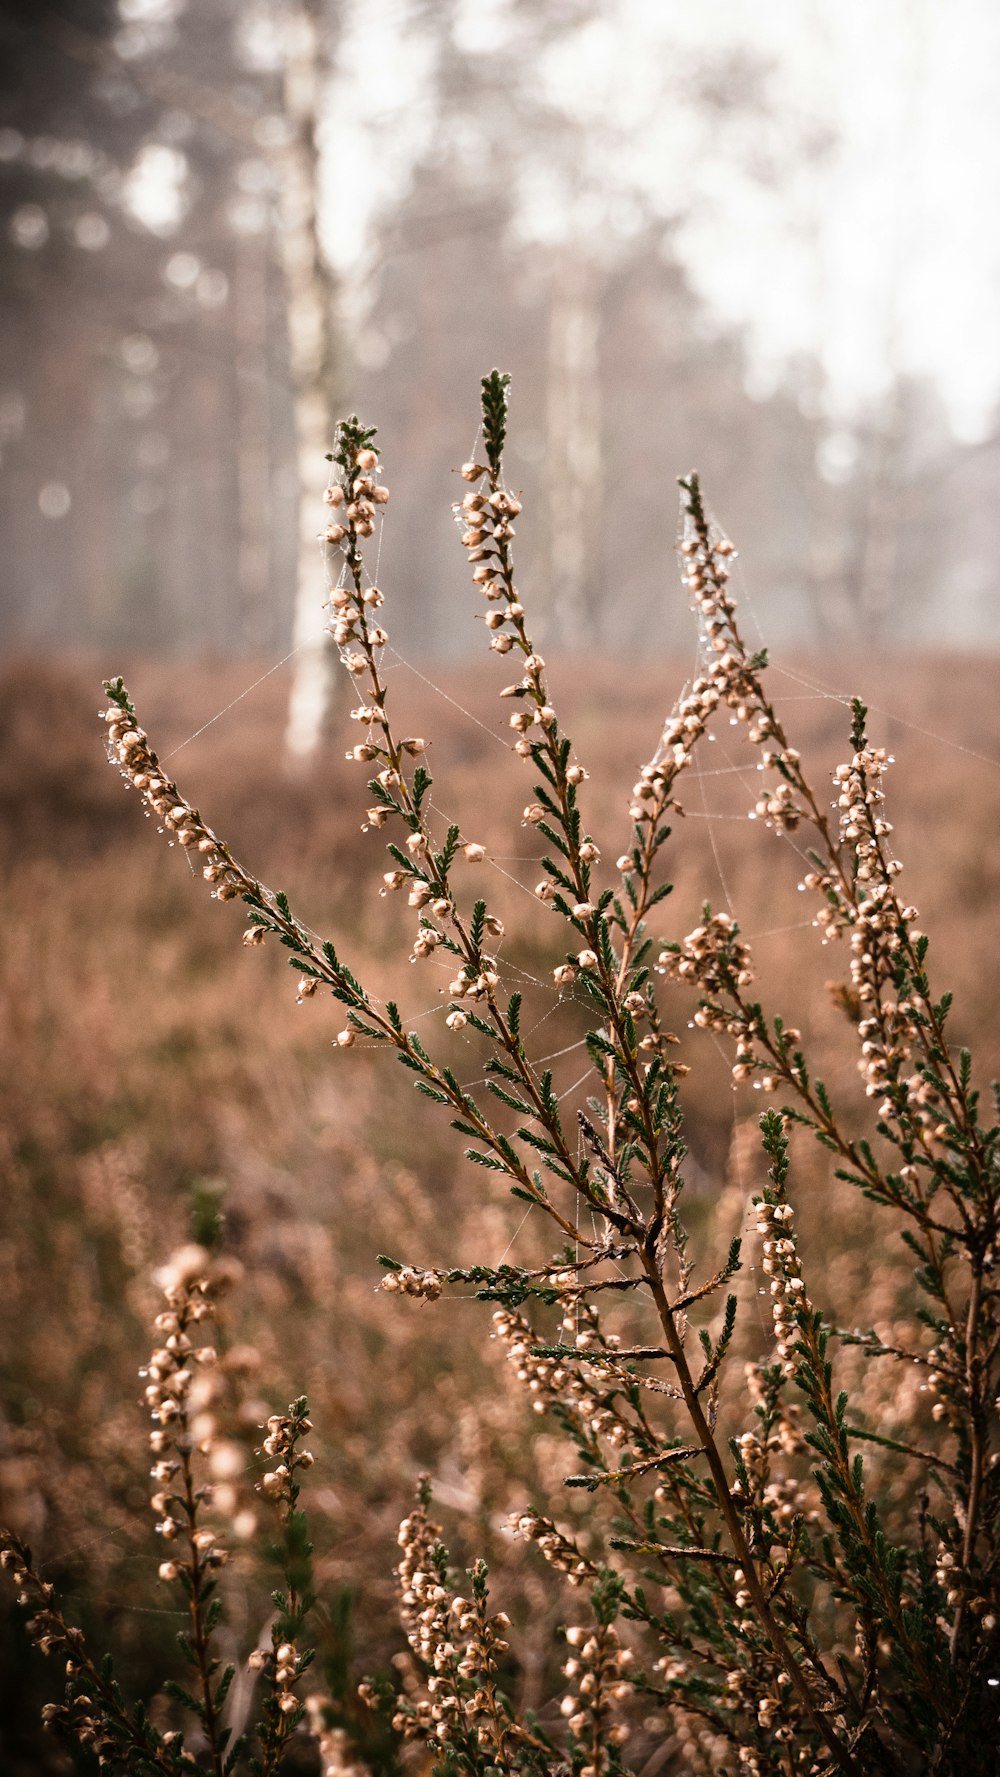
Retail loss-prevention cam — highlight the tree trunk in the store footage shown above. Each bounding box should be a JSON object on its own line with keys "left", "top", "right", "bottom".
{"left": 280, "top": 0, "right": 340, "bottom": 761}
{"left": 546, "top": 251, "right": 602, "bottom": 645}
{"left": 234, "top": 228, "right": 274, "bottom": 652}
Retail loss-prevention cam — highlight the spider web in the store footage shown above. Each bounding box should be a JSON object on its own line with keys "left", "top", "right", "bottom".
{"left": 49, "top": 478, "right": 1000, "bottom": 1609}
{"left": 135, "top": 486, "right": 1000, "bottom": 1312}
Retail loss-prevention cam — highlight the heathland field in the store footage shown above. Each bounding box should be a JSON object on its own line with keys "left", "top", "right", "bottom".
{"left": 1, "top": 649, "right": 998, "bottom": 1771}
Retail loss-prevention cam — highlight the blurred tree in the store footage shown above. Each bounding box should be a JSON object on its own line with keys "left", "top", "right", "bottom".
{"left": 2, "top": 0, "right": 998, "bottom": 670}
{"left": 0, "top": 0, "right": 300, "bottom": 656}
{"left": 280, "top": 0, "right": 344, "bottom": 763}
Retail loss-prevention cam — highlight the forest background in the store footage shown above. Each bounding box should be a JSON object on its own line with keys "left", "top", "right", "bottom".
{"left": 2, "top": 1, "right": 1000, "bottom": 1771}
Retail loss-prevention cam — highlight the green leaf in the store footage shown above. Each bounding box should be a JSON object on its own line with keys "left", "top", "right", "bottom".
{"left": 481, "top": 369, "right": 511, "bottom": 474}
{"left": 163, "top": 1679, "right": 205, "bottom": 1717}
{"left": 214, "top": 1664, "right": 236, "bottom": 1710}
{"left": 465, "top": 1149, "right": 508, "bottom": 1172}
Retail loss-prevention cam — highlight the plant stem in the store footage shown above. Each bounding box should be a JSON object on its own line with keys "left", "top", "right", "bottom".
{"left": 641, "top": 1256, "right": 861, "bottom": 1777}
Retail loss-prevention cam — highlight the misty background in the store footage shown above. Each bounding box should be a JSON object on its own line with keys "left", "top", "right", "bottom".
{"left": 3, "top": 0, "right": 1000, "bottom": 687}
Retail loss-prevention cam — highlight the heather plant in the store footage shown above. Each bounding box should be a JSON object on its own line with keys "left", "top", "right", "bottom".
{"left": 4, "top": 372, "right": 999, "bottom": 1774}
{"left": 1, "top": 1243, "right": 326, "bottom": 1774}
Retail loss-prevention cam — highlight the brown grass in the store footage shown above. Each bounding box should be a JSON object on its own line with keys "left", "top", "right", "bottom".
{"left": 1, "top": 646, "right": 998, "bottom": 1765}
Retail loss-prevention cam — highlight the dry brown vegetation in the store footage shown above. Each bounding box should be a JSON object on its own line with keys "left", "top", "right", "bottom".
{"left": 1, "top": 638, "right": 998, "bottom": 1772}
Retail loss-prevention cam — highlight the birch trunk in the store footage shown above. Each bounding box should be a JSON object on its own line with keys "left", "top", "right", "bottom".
{"left": 546, "top": 252, "right": 601, "bottom": 644}
{"left": 234, "top": 229, "right": 273, "bottom": 651}
{"left": 280, "top": 1, "right": 340, "bottom": 761}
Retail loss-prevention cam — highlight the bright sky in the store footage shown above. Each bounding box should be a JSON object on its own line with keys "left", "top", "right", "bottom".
{"left": 107, "top": 0, "right": 1000, "bottom": 443}
{"left": 323, "top": 0, "right": 1000, "bottom": 443}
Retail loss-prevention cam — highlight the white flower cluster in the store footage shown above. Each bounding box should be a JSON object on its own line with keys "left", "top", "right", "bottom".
{"left": 809, "top": 748, "right": 944, "bottom": 1138}
{"left": 809, "top": 744, "right": 907, "bottom": 944}
{"left": 143, "top": 1245, "right": 226, "bottom": 1578}
{"left": 256, "top": 1404, "right": 315, "bottom": 1502}
{"left": 559, "top": 1620, "right": 633, "bottom": 1773}
{"left": 103, "top": 704, "right": 248, "bottom": 902}
{"left": 753, "top": 1201, "right": 806, "bottom": 1381}
{"left": 380, "top": 1266, "right": 443, "bottom": 1301}
{"left": 454, "top": 471, "right": 523, "bottom": 658}
{"left": 394, "top": 1495, "right": 510, "bottom": 1748}
{"left": 660, "top": 913, "right": 754, "bottom": 998}
{"left": 305, "top": 1701, "right": 372, "bottom": 1777}
{"left": 0, "top": 1535, "right": 116, "bottom": 1757}
{"left": 492, "top": 1306, "right": 636, "bottom": 1448}
{"left": 508, "top": 1509, "right": 595, "bottom": 1586}
{"left": 329, "top": 580, "right": 387, "bottom": 656}
{"left": 445, "top": 953, "right": 501, "bottom": 1003}
{"left": 321, "top": 444, "right": 388, "bottom": 549}
{"left": 676, "top": 520, "right": 808, "bottom": 830}
{"left": 248, "top": 1637, "right": 306, "bottom": 1719}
